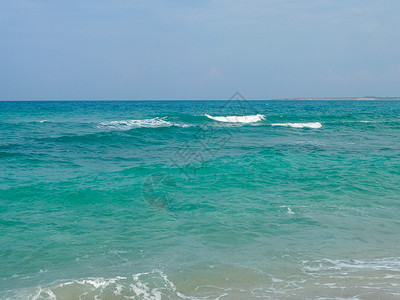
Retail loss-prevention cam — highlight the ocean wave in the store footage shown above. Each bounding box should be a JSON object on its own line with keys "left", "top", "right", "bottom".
{"left": 99, "top": 117, "right": 190, "bottom": 130}
{"left": 271, "top": 122, "right": 322, "bottom": 129}
{"left": 10, "top": 271, "right": 190, "bottom": 300}
{"left": 205, "top": 114, "right": 265, "bottom": 123}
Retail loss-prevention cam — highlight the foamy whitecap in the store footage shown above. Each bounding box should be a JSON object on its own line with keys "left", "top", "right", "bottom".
{"left": 271, "top": 122, "right": 322, "bottom": 129}
{"left": 99, "top": 117, "right": 189, "bottom": 130}
{"left": 205, "top": 114, "right": 265, "bottom": 123}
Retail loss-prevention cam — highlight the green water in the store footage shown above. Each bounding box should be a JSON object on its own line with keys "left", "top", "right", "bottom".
{"left": 1, "top": 100, "right": 400, "bottom": 299}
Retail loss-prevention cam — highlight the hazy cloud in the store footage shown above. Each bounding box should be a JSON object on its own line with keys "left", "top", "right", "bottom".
{"left": 1, "top": 0, "right": 399, "bottom": 99}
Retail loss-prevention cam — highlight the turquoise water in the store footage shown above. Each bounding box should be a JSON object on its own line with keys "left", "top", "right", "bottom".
{"left": 1, "top": 100, "right": 400, "bottom": 299}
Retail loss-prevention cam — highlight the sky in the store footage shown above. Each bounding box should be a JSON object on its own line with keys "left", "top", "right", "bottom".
{"left": 1, "top": 0, "right": 400, "bottom": 100}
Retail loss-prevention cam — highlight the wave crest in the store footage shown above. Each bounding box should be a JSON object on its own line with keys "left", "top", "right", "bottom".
{"left": 205, "top": 114, "right": 265, "bottom": 123}
{"left": 99, "top": 117, "right": 189, "bottom": 130}
{"left": 271, "top": 122, "right": 322, "bottom": 129}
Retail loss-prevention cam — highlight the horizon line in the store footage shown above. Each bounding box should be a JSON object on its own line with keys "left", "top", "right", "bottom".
{"left": 1, "top": 97, "right": 400, "bottom": 101}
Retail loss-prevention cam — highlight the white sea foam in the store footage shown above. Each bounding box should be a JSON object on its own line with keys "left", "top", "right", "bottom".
{"left": 271, "top": 122, "right": 322, "bottom": 129}
{"left": 280, "top": 205, "right": 295, "bottom": 215}
{"left": 12, "top": 272, "right": 191, "bottom": 300}
{"left": 7, "top": 266, "right": 400, "bottom": 299}
{"left": 302, "top": 257, "right": 400, "bottom": 272}
{"left": 99, "top": 117, "right": 189, "bottom": 130}
{"left": 205, "top": 114, "right": 265, "bottom": 123}
{"left": 28, "top": 287, "right": 56, "bottom": 300}
{"left": 73, "top": 276, "right": 126, "bottom": 289}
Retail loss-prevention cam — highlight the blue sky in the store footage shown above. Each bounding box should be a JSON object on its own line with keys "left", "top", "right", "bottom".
{"left": 1, "top": 0, "right": 400, "bottom": 100}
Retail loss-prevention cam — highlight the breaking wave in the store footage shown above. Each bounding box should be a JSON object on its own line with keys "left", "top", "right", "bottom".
{"left": 8, "top": 272, "right": 190, "bottom": 300}
{"left": 205, "top": 114, "right": 265, "bottom": 123}
{"left": 271, "top": 122, "right": 322, "bottom": 129}
{"left": 99, "top": 117, "right": 190, "bottom": 130}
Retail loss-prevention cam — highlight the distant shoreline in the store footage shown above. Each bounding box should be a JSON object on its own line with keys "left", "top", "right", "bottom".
{"left": 281, "top": 97, "right": 400, "bottom": 101}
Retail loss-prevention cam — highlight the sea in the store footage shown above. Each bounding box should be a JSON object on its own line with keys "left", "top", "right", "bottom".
{"left": 1, "top": 99, "right": 400, "bottom": 299}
